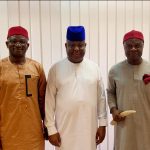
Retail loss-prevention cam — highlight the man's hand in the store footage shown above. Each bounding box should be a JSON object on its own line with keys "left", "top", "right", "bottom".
{"left": 96, "top": 126, "right": 106, "bottom": 145}
{"left": 48, "top": 133, "right": 61, "bottom": 147}
{"left": 111, "top": 107, "right": 125, "bottom": 122}
{"left": 43, "top": 126, "right": 49, "bottom": 140}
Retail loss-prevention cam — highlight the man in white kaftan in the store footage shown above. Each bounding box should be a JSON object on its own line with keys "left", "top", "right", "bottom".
{"left": 107, "top": 30, "right": 150, "bottom": 150}
{"left": 45, "top": 26, "right": 107, "bottom": 150}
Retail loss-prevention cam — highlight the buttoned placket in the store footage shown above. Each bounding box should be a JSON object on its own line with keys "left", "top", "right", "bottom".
{"left": 16, "top": 64, "right": 28, "bottom": 109}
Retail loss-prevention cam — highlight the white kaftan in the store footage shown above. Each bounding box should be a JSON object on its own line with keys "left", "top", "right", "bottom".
{"left": 107, "top": 59, "right": 150, "bottom": 150}
{"left": 45, "top": 58, "right": 107, "bottom": 150}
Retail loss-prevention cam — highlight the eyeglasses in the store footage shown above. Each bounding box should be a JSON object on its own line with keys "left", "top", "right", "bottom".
{"left": 8, "top": 40, "right": 28, "bottom": 46}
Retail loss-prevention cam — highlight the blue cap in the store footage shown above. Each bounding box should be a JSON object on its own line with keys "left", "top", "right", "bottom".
{"left": 66, "top": 26, "right": 85, "bottom": 41}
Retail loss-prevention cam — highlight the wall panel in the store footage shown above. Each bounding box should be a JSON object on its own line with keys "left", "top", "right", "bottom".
{"left": 50, "top": 1, "right": 61, "bottom": 64}
{"left": 19, "top": 1, "right": 32, "bottom": 57}
{"left": 40, "top": 1, "right": 52, "bottom": 76}
{"left": 142, "top": 1, "right": 150, "bottom": 61}
{"left": 7, "top": 1, "right": 19, "bottom": 26}
{"left": 0, "top": 1, "right": 8, "bottom": 58}
{"left": 89, "top": 1, "right": 99, "bottom": 64}
{"left": 30, "top": 1, "right": 42, "bottom": 63}
{"left": 60, "top": 1, "right": 70, "bottom": 58}
{"left": 80, "top": 1, "right": 90, "bottom": 58}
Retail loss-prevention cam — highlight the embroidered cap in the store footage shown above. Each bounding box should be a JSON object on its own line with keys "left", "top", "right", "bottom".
{"left": 123, "top": 30, "right": 144, "bottom": 43}
{"left": 7, "top": 26, "right": 29, "bottom": 39}
{"left": 66, "top": 26, "right": 85, "bottom": 41}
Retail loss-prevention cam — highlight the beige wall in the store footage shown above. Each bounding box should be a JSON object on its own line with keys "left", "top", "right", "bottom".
{"left": 0, "top": 1, "right": 150, "bottom": 149}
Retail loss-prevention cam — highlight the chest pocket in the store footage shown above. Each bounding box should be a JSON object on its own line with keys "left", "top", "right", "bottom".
{"left": 25, "top": 74, "right": 39, "bottom": 97}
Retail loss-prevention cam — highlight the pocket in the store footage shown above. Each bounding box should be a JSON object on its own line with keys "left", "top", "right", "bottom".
{"left": 25, "top": 74, "right": 39, "bottom": 97}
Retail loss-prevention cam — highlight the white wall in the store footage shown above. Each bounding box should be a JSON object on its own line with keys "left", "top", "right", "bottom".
{"left": 0, "top": 1, "right": 150, "bottom": 150}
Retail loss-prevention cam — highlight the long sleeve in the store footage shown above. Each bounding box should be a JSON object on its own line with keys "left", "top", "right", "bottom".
{"left": 97, "top": 70, "right": 107, "bottom": 126}
{"left": 44, "top": 65, "right": 57, "bottom": 135}
{"left": 0, "top": 60, "right": 2, "bottom": 147}
{"left": 0, "top": 60, "right": 2, "bottom": 91}
{"left": 107, "top": 68, "right": 117, "bottom": 110}
{"left": 38, "top": 65, "right": 47, "bottom": 121}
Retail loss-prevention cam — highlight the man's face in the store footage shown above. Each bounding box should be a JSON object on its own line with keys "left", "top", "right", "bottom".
{"left": 65, "top": 40, "right": 86, "bottom": 63}
{"left": 123, "top": 38, "right": 144, "bottom": 64}
{"left": 6, "top": 35, "right": 29, "bottom": 58}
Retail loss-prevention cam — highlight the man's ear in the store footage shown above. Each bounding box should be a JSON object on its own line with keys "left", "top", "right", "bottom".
{"left": 6, "top": 41, "right": 9, "bottom": 48}
{"left": 123, "top": 43, "right": 125, "bottom": 49}
{"left": 27, "top": 43, "right": 29, "bottom": 48}
{"left": 65, "top": 43, "right": 67, "bottom": 49}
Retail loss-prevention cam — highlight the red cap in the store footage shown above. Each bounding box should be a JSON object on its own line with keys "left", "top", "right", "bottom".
{"left": 123, "top": 30, "right": 144, "bottom": 43}
{"left": 7, "top": 26, "right": 29, "bottom": 39}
